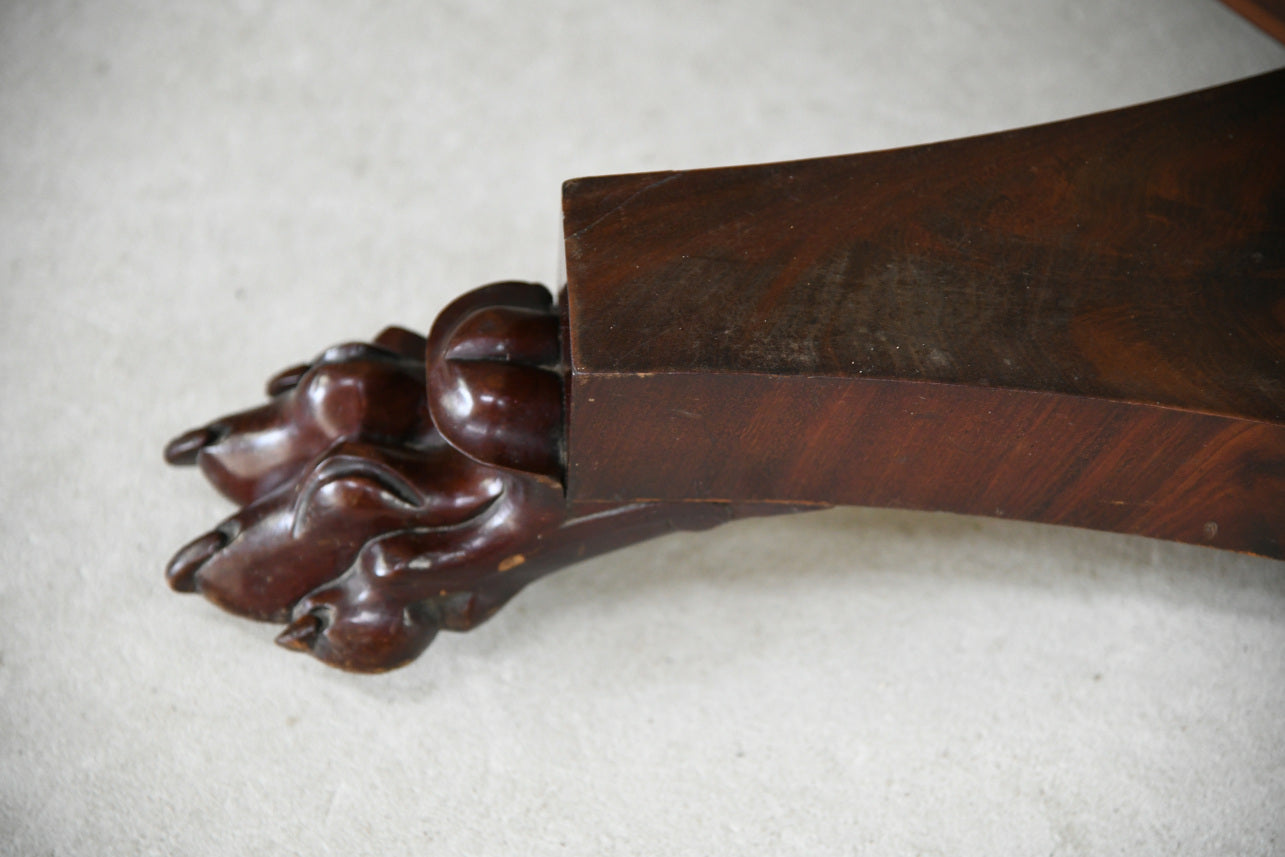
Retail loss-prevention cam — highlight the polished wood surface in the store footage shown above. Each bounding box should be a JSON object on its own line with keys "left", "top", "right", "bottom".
{"left": 564, "top": 70, "right": 1285, "bottom": 557}
{"left": 165, "top": 285, "right": 789, "bottom": 671}
{"left": 166, "top": 71, "right": 1283, "bottom": 671}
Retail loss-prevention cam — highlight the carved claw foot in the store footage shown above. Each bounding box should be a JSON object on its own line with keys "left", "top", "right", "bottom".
{"left": 163, "top": 325, "right": 434, "bottom": 506}
{"left": 165, "top": 283, "right": 791, "bottom": 671}
{"left": 165, "top": 439, "right": 502, "bottom": 622}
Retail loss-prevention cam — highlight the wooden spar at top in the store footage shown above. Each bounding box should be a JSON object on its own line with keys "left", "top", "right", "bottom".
{"left": 1221, "top": 0, "right": 1285, "bottom": 43}
{"left": 163, "top": 71, "right": 1284, "bottom": 672}
{"left": 562, "top": 69, "right": 1285, "bottom": 558}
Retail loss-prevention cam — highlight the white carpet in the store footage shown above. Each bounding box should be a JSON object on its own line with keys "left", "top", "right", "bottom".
{"left": 1, "top": 1, "right": 1282, "bottom": 854}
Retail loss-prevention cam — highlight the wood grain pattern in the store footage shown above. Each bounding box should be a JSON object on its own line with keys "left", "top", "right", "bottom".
{"left": 564, "top": 70, "right": 1285, "bottom": 557}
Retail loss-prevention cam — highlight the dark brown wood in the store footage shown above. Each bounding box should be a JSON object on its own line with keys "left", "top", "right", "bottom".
{"left": 164, "top": 71, "right": 1284, "bottom": 672}
{"left": 564, "top": 70, "right": 1285, "bottom": 558}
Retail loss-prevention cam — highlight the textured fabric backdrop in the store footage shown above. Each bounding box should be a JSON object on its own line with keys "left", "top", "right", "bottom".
{"left": 1, "top": 1, "right": 1282, "bottom": 854}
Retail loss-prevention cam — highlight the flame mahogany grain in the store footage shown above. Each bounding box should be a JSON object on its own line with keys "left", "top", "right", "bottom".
{"left": 564, "top": 70, "right": 1285, "bottom": 558}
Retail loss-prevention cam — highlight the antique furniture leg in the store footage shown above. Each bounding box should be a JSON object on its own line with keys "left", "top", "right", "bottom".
{"left": 165, "top": 70, "right": 1284, "bottom": 671}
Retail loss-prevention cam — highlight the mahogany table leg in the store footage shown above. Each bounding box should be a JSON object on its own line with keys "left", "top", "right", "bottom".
{"left": 165, "top": 71, "right": 1283, "bottom": 671}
